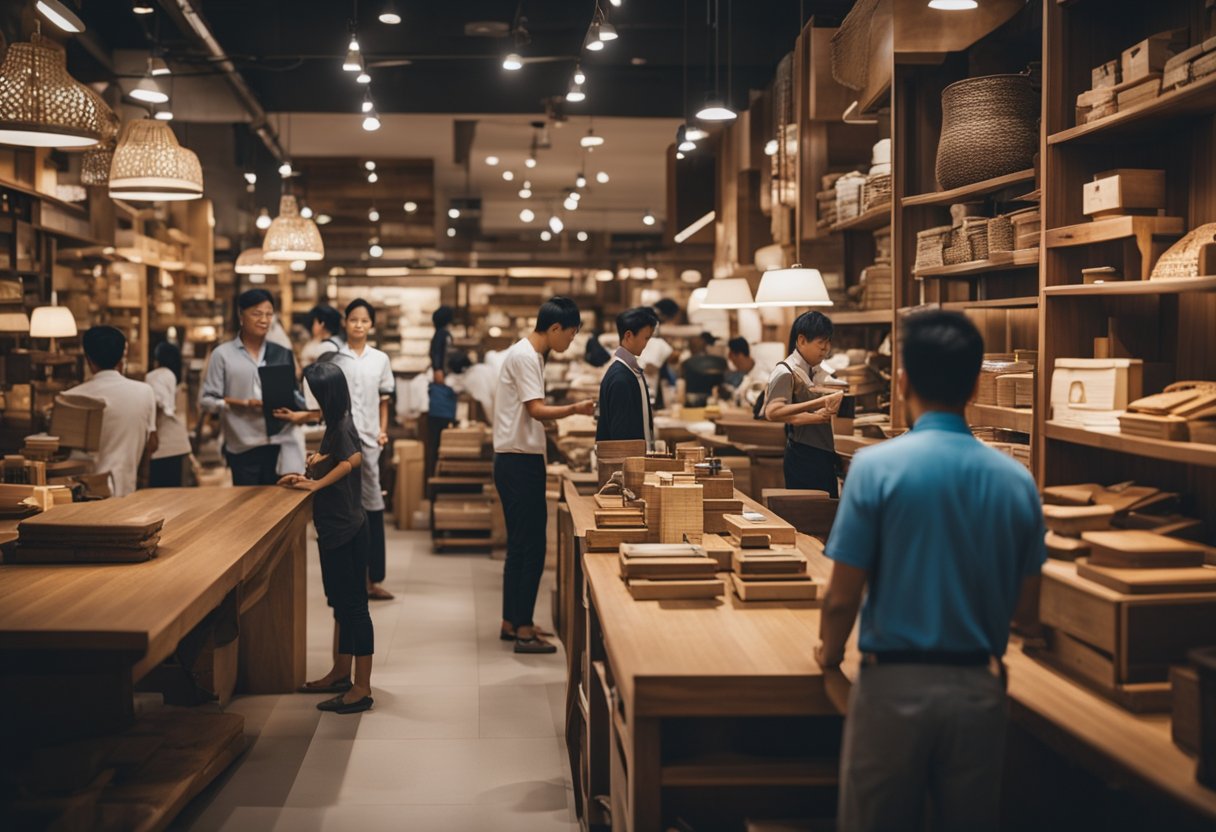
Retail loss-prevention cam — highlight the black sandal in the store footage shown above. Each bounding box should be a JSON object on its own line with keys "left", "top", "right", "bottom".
{"left": 317, "top": 694, "right": 374, "bottom": 714}
{"left": 297, "top": 677, "right": 353, "bottom": 694}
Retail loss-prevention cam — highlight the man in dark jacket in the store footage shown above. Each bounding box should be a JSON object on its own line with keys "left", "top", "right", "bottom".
{"left": 596, "top": 307, "right": 660, "bottom": 445}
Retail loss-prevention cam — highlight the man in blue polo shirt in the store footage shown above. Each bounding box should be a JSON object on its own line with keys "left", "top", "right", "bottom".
{"left": 816, "top": 310, "right": 1045, "bottom": 832}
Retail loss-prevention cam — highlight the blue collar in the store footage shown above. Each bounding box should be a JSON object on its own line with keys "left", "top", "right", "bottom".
{"left": 911, "top": 411, "right": 971, "bottom": 435}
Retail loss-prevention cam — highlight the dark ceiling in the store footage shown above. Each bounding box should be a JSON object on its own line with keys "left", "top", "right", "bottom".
{"left": 68, "top": 0, "right": 855, "bottom": 118}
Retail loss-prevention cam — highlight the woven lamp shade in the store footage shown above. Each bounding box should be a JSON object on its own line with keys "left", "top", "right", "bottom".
{"left": 109, "top": 119, "right": 204, "bottom": 201}
{"left": 79, "top": 86, "right": 120, "bottom": 187}
{"left": 0, "top": 34, "right": 107, "bottom": 148}
{"left": 235, "top": 246, "right": 282, "bottom": 274}
{"left": 263, "top": 195, "right": 324, "bottom": 261}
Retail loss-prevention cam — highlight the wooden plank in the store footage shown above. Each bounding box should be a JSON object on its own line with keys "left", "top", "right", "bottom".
{"left": 1077, "top": 559, "right": 1216, "bottom": 595}
{"left": 1042, "top": 505, "right": 1115, "bottom": 535}
{"left": 627, "top": 577, "right": 725, "bottom": 601}
{"left": 1048, "top": 68, "right": 1216, "bottom": 145}
{"left": 901, "top": 168, "right": 1036, "bottom": 208}
{"left": 1043, "top": 215, "right": 1184, "bottom": 248}
{"left": 1081, "top": 530, "right": 1208, "bottom": 569}
{"left": 966, "top": 403, "right": 1036, "bottom": 434}
{"left": 731, "top": 573, "right": 820, "bottom": 602}
{"left": 1044, "top": 421, "right": 1216, "bottom": 468}
{"left": 914, "top": 248, "right": 1040, "bottom": 279}
{"left": 1043, "top": 276, "right": 1216, "bottom": 296}
{"left": 830, "top": 204, "right": 891, "bottom": 233}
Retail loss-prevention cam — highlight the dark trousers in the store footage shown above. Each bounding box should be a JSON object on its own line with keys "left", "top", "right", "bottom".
{"left": 149, "top": 455, "right": 185, "bottom": 488}
{"left": 225, "top": 444, "right": 280, "bottom": 486}
{"left": 319, "top": 520, "right": 374, "bottom": 657}
{"left": 426, "top": 414, "right": 454, "bottom": 498}
{"left": 494, "top": 453, "right": 547, "bottom": 629}
{"left": 784, "top": 441, "right": 840, "bottom": 498}
{"left": 366, "top": 509, "right": 386, "bottom": 584}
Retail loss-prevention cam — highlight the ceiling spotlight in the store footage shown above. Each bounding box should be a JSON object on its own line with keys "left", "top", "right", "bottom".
{"left": 525, "top": 156, "right": 537, "bottom": 169}
{"left": 566, "top": 82, "right": 586, "bottom": 103}
{"left": 642, "top": 210, "right": 656, "bottom": 226}
{"left": 446, "top": 227, "right": 456, "bottom": 237}
{"left": 676, "top": 151, "right": 685, "bottom": 160}
{"left": 300, "top": 205, "right": 314, "bottom": 218}
{"left": 255, "top": 208, "right": 272, "bottom": 230}
{"left": 928, "top": 0, "right": 978, "bottom": 8}
{"left": 378, "top": 1, "right": 402, "bottom": 24}
{"left": 316, "top": 213, "right": 332, "bottom": 225}
{"left": 368, "top": 208, "right": 380, "bottom": 222}
{"left": 149, "top": 55, "right": 171, "bottom": 76}
{"left": 502, "top": 170, "right": 515, "bottom": 181}
{"left": 132, "top": 0, "right": 154, "bottom": 14}
{"left": 518, "top": 185, "right": 532, "bottom": 199}
{"left": 503, "top": 52, "right": 523, "bottom": 71}
{"left": 369, "top": 243, "right": 384, "bottom": 257}
{"left": 244, "top": 172, "right": 257, "bottom": 185}
{"left": 403, "top": 201, "right": 418, "bottom": 213}
{"left": 575, "top": 172, "right": 587, "bottom": 189}
{"left": 764, "top": 139, "right": 779, "bottom": 156}
{"left": 154, "top": 108, "right": 173, "bottom": 121}
{"left": 519, "top": 208, "right": 535, "bottom": 222}
{"left": 356, "top": 68, "right": 371, "bottom": 84}
{"left": 485, "top": 155, "right": 500, "bottom": 166}
{"left": 609, "top": 0, "right": 623, "bottom": 7}
{"left": 598, "top": 22, "right": 618, "bottom": 41}
{"left": 130, "top": 72, "right": 168, "bottom": 104}
{"left": 367, "top": 171, "right": 379, "bottom": 183}
{"left": 448, "top": 207, "right": 460, "bottom": 219}
{"left": 362, "top": 110, "right": 382, "bottom": 131}
{"left": 596, "top": 171, "right": 610, "bottom": 184}
{"left": 343, "top": 35, "right": 362, "bottom": 71}
{"left": 584, "top": 28, "right": 605, "bottom": 51}
{"left": 686, "top": 124, "right": 709, "bottom": 141}
{"left": 563, "top": 197, "right": 578, "bottom": 211}
{"left": 580, "top": 128, "right": 604, "bottom": 149}
{"left": 540, "top": 230, "right": 552, "bottom": 241}
{"left": 696, "top": 98, "right": 738, "bottom": 121}
{"left": 361, "top": 91, "right": 374, "bottom": 113}
{"left": 577, "top": 231, "right": 589, "bottom": 242}
{"left": 365, "top": 160, "right": 376, "bottom": 171}
{"left": 549, "top": 215, "right": 564, "bottom": 234}
{"left": 278, "top": 160, "right": 293, "bottom": 178}
{"left": 573, "top": 65, "right": 586, "bottom": 85}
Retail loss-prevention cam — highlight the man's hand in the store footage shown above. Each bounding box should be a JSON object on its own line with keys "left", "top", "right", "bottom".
{"left": 572, "top": 399, "right": 597, "bottom": 416}
{"left": 823, "top": 391, "right": 844, "bottom": 415}
{"left": 227, "top": 397, "right": 262, "bottom": 411}
{"left": 273, "top": 408, "right": 307, "bottom": 424}
{"left": 290, "top": 478, "right": 320, "bottom": 492}
{"left": 814, "top": 642, "right": 843, "bottom": 670}
{"left": 790, "top": 410, "right": 829, "bottom": 426}
{"left": 277, "top": 473, "right": 303, "bottom": 487}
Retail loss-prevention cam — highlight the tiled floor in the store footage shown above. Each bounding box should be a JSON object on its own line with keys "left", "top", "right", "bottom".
{"left": 173, "top": 524, "right": 577, "bottom": 832}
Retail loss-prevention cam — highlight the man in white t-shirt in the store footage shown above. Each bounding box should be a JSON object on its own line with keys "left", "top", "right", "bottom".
{"left": 70, "top": 326, "right": 157, "bottom": 498}
{"left": 493, "top": 297, "right": 596, "bottom": 654}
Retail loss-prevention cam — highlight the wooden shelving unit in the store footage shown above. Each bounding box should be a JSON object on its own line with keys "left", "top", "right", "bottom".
{"left": 1048, "top": 66, "right": 1216, "bottom": 145}
{"left": 1044, "top": 422, "right": 1216, "bottom": 468}
{"left": 1043, "top": 215, "right": 1185, "bottom": 248}
{"left": 901, "top": 168, "right": 1036, "bottom": 208}
{"left": 830, "top": 203, "right": 892, "bottom": 233}
{"left": 968, "top": 404, "right": 1034, "bottom": 434}
{"left": 831, "top": 308, "right": 893, "bottom": 325}
{"left": 914, "top": 248, "right": 1040, "bottom": 279}
{"left": 1043, "top": 276, "right": 1216, "bottom": 296}
{"left": 942, "top": 295, "right": 1039, "bottom": 310}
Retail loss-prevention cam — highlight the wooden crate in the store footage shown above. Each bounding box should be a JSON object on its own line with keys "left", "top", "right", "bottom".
{"left": 586, "top": 527, "right": 650, "bottom": 552}
{"left": 694, "top": 472, "right": 736, "bottom": 499}
{"left": 1082, "top": 169, "right": 1166, "bottom": 218}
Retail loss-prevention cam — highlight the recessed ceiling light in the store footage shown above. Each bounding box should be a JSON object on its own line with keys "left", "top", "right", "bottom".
{"left": 446, "top": 227, "right": 456, "bottom": 237}
{"left": 37, "top": 1, "right": 85, "bottom": 33}
{"left": 540, "top": 230, "right": 552, "bottom": 241}
{"left": 596, "top": 171, "right": 609, "bottom": 184}
{"left": 519, "top": 208, "right": 535, "bottom": 222}
{"left": 404, "top": 201, "right": 418, "bottom": 213}
{"left": 577, "top": 231, "right": 589, "bottom": 242}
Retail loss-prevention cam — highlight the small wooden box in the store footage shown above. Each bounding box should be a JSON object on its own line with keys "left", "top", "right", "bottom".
{"left": 1050, "top": 358, "right": 1143, "bottom": 424}
{"left": 659, "top": 482, "right": 704, "bottom": 544}
{"left": 1042, "top": 504, "right": 1115, "bottom": 536}
{"left": 699, "top": 533, "right": 735, "bottom": 570}
{"left": 1083, "top": 169, "right": 1166, "bottom": 218}
{"left": 723, "top": 513, "right": 797, "bottom": 547}
{"left": 731, "top": 573, "right": 819, "bottom": 602}
{"left": 628, "top": 577, "right": 724, "bottom": 601}
{"left": 1122, "top": 29, "right": 1188, "bottom": 83}
{"left": 1115, "top": 76, "right": 1162, "bottom": 110}
{"left": 1092, "top": 59, "right": 1121, "bottom": 89}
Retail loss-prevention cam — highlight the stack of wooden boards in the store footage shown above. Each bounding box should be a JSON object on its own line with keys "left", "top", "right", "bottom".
{"left": 0, "top": 483, "right": 71, "bottom": 521}
{"left": 1034, "top": 480, "right": 1216, "bottom": 712}
{"left": 731, "top": 547, "right": 817, "bottom": 601}
{"left": 619, "top": 543, "right": 724, "bottom": 600}
{"left": 1118, "top": 384, "right": 1216, "bottom": 444}
{"left": 9, "top": 501, "right": 164, "bottom": 563}
{"left": 431, "top": 424, "right": 500, "bottom": 551}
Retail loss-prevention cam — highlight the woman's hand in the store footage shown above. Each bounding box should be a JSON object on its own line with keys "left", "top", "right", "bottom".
{"left": 290, "top": 478, "right": 320, "bottom": 492}
{"left": 273, "top": 408, "right": 307, "bottom": 424}
{"left": 226, "top": 397, "right": 262, "bottom": 411}
{"left": 823, "top": 391, "right": 844, "bottom": 415}
{"left": 378, "top": 431, "right": 389, "bottom": 447}
{"left": 791, "top": 410, "right": 830, "bottom": 426}
{"left": 277, "top": 473, "right": 303, "bottom": 487}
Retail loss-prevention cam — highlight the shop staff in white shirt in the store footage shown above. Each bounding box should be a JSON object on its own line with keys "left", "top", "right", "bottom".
{"left": 146, "top": 341, "right": 192, "bottom": 488}
{"left": 494, "top": 297, "right": 596, "bottom": 654}
{"left": 281, "top": 298, "right": 396, "bottom": 601}
{"left": 71, "top": 326, "right": 157, "bottom": 498}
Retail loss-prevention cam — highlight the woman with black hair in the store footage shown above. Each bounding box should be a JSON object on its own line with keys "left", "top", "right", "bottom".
{"left": 281, "top": 361, "right": 375, "bottom": 714}
{"left": 147, "top": 341, "right": 191, "bottom": 487}
{"left": 764, "top": 311, "right": 844, "bottom": 496}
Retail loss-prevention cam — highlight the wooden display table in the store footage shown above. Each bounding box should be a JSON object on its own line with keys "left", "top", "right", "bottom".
{"left": 0, "top": 486, "right": 312, "bottom": 740}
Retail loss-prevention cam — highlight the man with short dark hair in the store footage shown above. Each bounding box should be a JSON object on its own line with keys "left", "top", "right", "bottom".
{"left": 71, "top": 326, "right": 157, "bottom": 497}
{"left": 725, "top": 336, "right": 766, "bottom": 405}
{"left": 816, "top": 310, "right": 1045, "bottom": 832}
{"left": 596, "top": 306, "right": 660, "bottom": 444}
{"left": 302, "top": 304, "right": 343, "bottom": 366}
{"left": 493, "top": 297, "right": 597, "bottom": 653}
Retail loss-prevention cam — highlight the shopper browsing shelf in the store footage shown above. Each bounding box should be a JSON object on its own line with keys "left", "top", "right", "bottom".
{"left": 494, "top": 297, "right": 596, "bottom": 654}
{"left": 199, "top": 289, "right": 304, "bottom": 486}
{"left": 281, "top": 361, "right": 375, "bottom": 714}
{"left": 816, "top": 311, "right": 1046, "bottom": 832}
{"left": 596, "top": 306, "right": 660, "bottom": 445}
{"left": 72, "top": 326, "right": 157, "bottom": 498}
{"left": 301, "top": 304, "right": 343, "bottom": 367}
{"left": 146, "top": 341, "right": 191, "bottom": 488}
{"left": 725, "top": 337, "right": 768, "bottom": 407}
{"left": 764, "top": 311, "right": 843, "bottom": 496}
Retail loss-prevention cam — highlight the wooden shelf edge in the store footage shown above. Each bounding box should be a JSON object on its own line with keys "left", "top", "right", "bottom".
{"left": 1044, "top": 421, "right": 1216, "bottom": 467}
{"left": 967, "top": 404, "right": 1035, "bottom": 434}
{"left": 914, "top": 249, "right": 1040, "bottom": 279}
{"left": 831, "top": 309, "right": 893, "bottom": 325}
{"left": 830, "top": 204, "right": 892, "bottom": 233}
{"left": 942, "top": 296, "right": 1039, "bottom": 310}
{"left": 661, "top": 757, "right": 839, "bottom": 788}
{"left": 1048, "top": 71, "right": 1216, "bottom": 145}
{"left": 1044, "top": 216, "right": 1185, "bottom": 249}
{"left": 901, "top": 169, "right": 1036, "bottom": 208}
{"left": 1044, "top": 277, "right": 1216, "bottom": 296}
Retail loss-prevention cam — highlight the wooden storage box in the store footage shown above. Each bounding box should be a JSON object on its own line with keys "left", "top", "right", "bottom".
{"left": 1082, "top": 169, "right": 1166, "bottom": 218}
{"left": 1092, "top": 59, "right": 1121, "bottom": 89}
{"left": 1009, "top": 207, "right": 1041, "bottom": 250}
{"left": 1050, "top": 358, "right": 1143, "bottom": 425}
{"left": 723, "top": 513, "right": 796, "bottom": 547}
{"left": 1035, "top": 560, "right": 1216, "bottom": 711}
{"left": 1121, "top": 29, "right": 1188, "bottom": 84}
{"left": 1115, "top": 76, "right": 1162, "bottom": 110}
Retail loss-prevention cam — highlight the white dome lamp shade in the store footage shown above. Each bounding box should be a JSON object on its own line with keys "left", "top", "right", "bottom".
{"left": 263, "top": 194, "right": 325, "bottom": 261}
{"left": 30, "top": 304, "right": 77, "bottom": 352}
{"left": 696, "top": 97, "right": 737, "bottom": 122}
{"left": 699, "top": 278, "right": 755, "bottom": 309}
{"left": 754, "top": 266, "right": 833, "bottom": 308}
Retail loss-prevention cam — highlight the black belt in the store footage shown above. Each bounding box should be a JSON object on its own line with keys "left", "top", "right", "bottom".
{"left": 865, "top": 650, "right": 992, "bottom": 667}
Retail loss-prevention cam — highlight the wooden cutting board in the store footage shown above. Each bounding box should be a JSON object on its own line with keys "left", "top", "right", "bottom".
{"left": 730, "top": 573, "right": 819, "bottom": 601}
{"left": 1081, "top": 530, "right": 1208, "bottom": 568}
{"left": 627, "top": 577, "right": 725, "bottom": 601}
{"left": 1042, "top": 504, "right": 1116, "bottom": 535}
{"left": 1076, "top": 558, "right": 1216, "bottom": 594}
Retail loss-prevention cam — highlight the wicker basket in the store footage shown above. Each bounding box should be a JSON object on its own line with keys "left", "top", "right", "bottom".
{"left": 830, "top": 0, "right": 882, "bottom": 91}
{"left": 936, "top": 72, "right": 1040, "bottom": 191}
{"left": 1009, "top": 207, "right": 1041, "bottom": 250}
{"left": 988, "top": 214, "right": 1015, "bottom": 253}
{"left": 962, "top": 217, "right": 990, "bottom": 262}
{"left": 915, "top": 225, "right": 952, "bottom": 271}
{"left": 862, "top": 172, "right": 892, "bottom": 211}
{"left": 943, "top": 229, "right": 970, "bottom": 266}
{"left": 1150, "top": 222, "right": 1216, "bottom": 280}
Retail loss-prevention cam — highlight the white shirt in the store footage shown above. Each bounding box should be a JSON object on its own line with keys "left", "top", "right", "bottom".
{"left": 305, "top": 343, "right": 393, "bottom": 447}
{"left": 146, "top": 367, "right": 191, "bottom": 459}
{"left": 301, "top": 337, "right": 339, "bottom": 367}
{"left": 638, "top": 335, "right": 674, "bottom": 396}
{"left": 70, "top": 369, "right": 157, "bottom": 497}
{"left": 493, "top": 337, "right": 547, "bottom": 455}
{"left": 451, "top": 363, "right": 498, "bottom": 423}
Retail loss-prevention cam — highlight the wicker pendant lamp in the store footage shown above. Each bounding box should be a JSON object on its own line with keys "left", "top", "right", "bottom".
{"left": 0, "top": 32, "right": 107, "bottom": 148}
{"left": 235, "top": 246, "right": 282, "bottom": 274}
{"left": 108, "top": 119, "right": 203, "bottom": 201}
{"left": 79, "top": 86, "right": 120, "bottom": 187}
{"left": 263, "top": 194, "right": 324, "bottom": 261}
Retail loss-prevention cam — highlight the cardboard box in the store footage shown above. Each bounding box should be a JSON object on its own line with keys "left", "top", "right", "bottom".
{"left": 1083, "top": 169, "right": 1166, "bottom": 218}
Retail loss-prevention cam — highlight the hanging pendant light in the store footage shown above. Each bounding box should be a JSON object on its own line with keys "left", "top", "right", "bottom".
{"left": 108, "top": 119, "right": 203, "bottom": 201}
{"left": 685, "top": 124, "right": 708, "bottom": 141}
{"left": 676, "top": 124, "right": 696, "bottom": 153}
{"left": 343, "top": 33, "right": 362, "bottom": 72}
{"left": 696, "top": 98, "right": 736, "bottom": 121}
{"left": 361, "top": 90, "right": 375, "bottom": 113}
{"left": 235, "top": 247, "right": 282, "bottom": 274}
{"left": 754, "top": 265, "right": 832, "bottom": 307}
{"left": 573, "top": 65, "right": 586, "bottom": 85}
{"left": 356, "top": 63, "right": 371, "bottom": 85}
{"left": 575, "top": 172, "right": 587, "bottom": 189}
{"left": 36, "top": 0, "right": 85, "bottom": 33}
{"left": 519, "top": 208, "right": 535, "bottom": 222}
{"left": 642, "top": 209, "right": 656, "bottom": 226}
{"left": 580, "top": 127, "right": 604, "bottom": 148}
{"left": 130, "top": 57, "right": 169, "bottom": 104}
{"left": 0, "top": 33, "right": 108, "bottom": 148}
{"left": 503, "top": 52, "right": 524, "bottom": 71}
{"left": 263, "top": 194, "right": 324, "bottom": 261}
{"left": 300, "top": 205, "right": 314, "bottom": 218}
{"left": 149, "top": 55, "right": 171, "bottom": 77}
{"left": 378, "top": 1, "right": 402, "bottom": 24}
{"left": 79, "top": 86, "right": 120, "bottom": 187}
{"left": 597, "top": 22, "right": 618, "bottom": 41}
{"left": 566, "top": 81, "right": 586, "bottom": 103}
{"left": 584, "top": 26, "right": 605, "bottom": 51}
{"left": 362, "top": 109, "right": 382, "bottom": 131}
{"left": 132, "top": 0, "right": 154, "bottom": 14}
{"left": 255, "top": 208, "right": 272, "bottom": 230}
{"left": 548, "top": 214, "right": 564, "bottom": 234}
{"left": 699, "top": 278, "right": 755, "bottom": 309}
{"left": 928, "top": 0, "right": 978, "bottom": 8}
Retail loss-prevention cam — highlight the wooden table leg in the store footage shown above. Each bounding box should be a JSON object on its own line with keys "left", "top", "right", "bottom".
{"left": 628, "top": 716, "right": 662, "bottom": 832}
{"left": 238, "top": 513, "right": 307, "bottom": 692}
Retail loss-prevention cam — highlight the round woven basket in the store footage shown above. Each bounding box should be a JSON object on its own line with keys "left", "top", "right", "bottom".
{"left": 935, "top": 73, "right": 1040, "bottom": 191}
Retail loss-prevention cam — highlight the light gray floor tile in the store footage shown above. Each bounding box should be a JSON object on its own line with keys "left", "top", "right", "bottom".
{"left": 479, "top": 685, "right": 560, "bottom": 738}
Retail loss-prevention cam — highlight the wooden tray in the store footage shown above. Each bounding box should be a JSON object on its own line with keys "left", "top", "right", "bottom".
{"left": 627, "top": 577, "right": 725, "bottom": 601}
{"left": 1042, "top": 504, "right": 1116, "bottom": 535}
{"left": 1076, "top": 558, "right": 1216, "bottom": 594}
{"left": 1081, "top": 530, "right": 1208, "bottom": 569}
{"left": 731, "top": 573, "right": 819, "bottom": 602}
